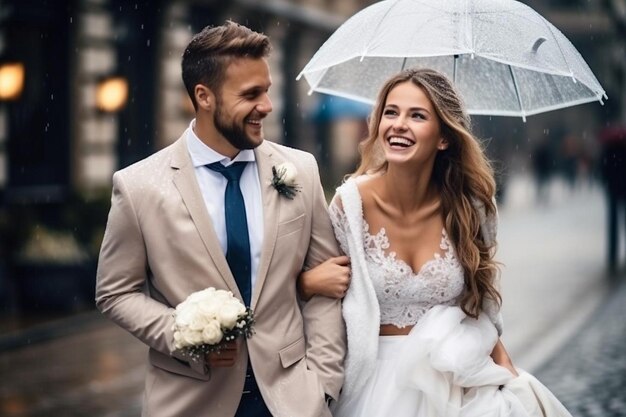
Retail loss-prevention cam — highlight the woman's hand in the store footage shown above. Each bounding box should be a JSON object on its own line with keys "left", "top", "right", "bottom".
{"left": 297, "top": 256, "right": 351, "bottom": 301}
{"left": 491, "top": 339, "right": 519, "bottom": 377}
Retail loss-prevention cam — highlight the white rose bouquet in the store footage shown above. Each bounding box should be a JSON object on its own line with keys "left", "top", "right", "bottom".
{"left": 172, "top": 287, "right": 254, "bottom": 361}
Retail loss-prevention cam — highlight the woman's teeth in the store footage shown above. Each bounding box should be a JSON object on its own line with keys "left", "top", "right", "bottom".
{"left": 388, "top": 137, "right": 414, "bottom": 147}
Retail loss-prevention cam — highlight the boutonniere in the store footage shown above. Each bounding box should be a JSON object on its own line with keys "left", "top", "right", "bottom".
{"left": 271, "top": 162, "right": 300, "bottom": 199}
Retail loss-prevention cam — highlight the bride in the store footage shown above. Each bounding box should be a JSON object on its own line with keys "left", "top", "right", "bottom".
{"left": 299, "top": 69, "right": 572, "bottom": 417}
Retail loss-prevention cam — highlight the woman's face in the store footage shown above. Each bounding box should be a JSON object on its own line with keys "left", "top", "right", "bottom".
{"left": 377, "top": 81, "right": 447, "bottom": 168}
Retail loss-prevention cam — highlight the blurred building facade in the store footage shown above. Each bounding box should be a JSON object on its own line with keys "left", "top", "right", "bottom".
{"left": 0, "top": 0, "right": 623, "bottom": 327}
{"left": 0, "top": 0, "right": 374, "bottom": 327}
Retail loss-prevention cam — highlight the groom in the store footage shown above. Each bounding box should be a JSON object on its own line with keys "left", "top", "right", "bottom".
{"left": 96, "top": 21, "right": 346, "bottom": 417}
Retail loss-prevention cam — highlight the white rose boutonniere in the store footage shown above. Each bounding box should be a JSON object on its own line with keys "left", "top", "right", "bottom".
{"left": 272, "top": 162, "right": 300, "bottom": 199}
{"left": 172, "top": 287, "right": 255, "bottom": 361}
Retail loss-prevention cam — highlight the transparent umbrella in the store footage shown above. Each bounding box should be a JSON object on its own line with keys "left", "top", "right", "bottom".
{"left": 297, "top": 0, "right": 607, "bottom": 121}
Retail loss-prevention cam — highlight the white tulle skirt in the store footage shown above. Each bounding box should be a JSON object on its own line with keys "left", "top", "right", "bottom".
{"left": 332, "top": 335, "right": 431, "bottom": 416}
{"left": 333, "top": 305, "right": 572, "bottom": 417}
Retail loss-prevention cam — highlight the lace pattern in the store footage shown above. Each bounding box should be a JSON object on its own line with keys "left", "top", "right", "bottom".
{"left": 364, "top": 222, "right": 465, "bottom": 328}
{"left": 330, "top": 196, "right": 465, "bottom": 329}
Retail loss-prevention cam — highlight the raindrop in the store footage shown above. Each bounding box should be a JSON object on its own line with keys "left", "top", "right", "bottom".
{"left": 69, "top": 16, "right": 73, "bottom": 24}
{"left": 51, "top": 94, "right": 54, "bottom": 101}
{"left": 147, "top": 39, "right": 151, "bottom": 47}
{"left": 141, "top": 24, "right": 144, "bottom": 30}
{"left": 127, "top": 138, "right": 132, "bottom": 146}
{"left": 135, "top": 3, "right": 138, "bottom": 10}
{"left": 128, "top": 55, "right": 132, "bottom": 62}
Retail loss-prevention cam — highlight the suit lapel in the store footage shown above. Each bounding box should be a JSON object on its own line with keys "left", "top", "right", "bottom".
{"left": 251, "top": 142, "right": 280, "bottom": 309}
{"left": 170, "top": 137, "right": 241, "bottom": 296}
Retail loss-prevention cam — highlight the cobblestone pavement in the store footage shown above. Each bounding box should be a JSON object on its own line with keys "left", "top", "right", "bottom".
{"left": 535, "top": 277, "right": 626, "bottom": 417}
{"left": 0, "top": 316, "right": 144, "bottom": 417}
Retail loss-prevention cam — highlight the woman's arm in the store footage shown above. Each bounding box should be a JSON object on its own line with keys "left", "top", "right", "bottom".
{"left": 491, "top": 339, "right": 519, "bottom": 377}
{"left": 297, "top": 256, "right": 351, "bottom": 301}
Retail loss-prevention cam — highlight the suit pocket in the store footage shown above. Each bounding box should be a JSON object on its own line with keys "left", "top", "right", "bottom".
{"left": 277, "top": 213, "right": 306, "bottom": 238}
{"left": 149, "top": 348, "right": 211, "bottom": 381}
{"left": 278, "top": 336, "right": 306, "bottom": 368}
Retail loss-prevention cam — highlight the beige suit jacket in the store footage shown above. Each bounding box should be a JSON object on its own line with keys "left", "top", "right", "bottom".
{"left": 96, "top": 136, "right": 346, "bottom": 417}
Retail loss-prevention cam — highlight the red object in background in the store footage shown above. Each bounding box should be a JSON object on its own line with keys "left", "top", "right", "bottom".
{"left": 598, "top": 125, "right": 626, "bottom": 144}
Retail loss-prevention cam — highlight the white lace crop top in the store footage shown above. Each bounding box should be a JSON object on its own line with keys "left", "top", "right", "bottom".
{"left": 330, "top": 201, "right": 465, "bottom": 329}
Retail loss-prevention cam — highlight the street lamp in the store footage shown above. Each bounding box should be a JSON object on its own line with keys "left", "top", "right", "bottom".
{"left": 95, "top": 76, "right": 128, "bottom": 112}
{"left": 0, "top": 62, "right": 25, "bottom": 101}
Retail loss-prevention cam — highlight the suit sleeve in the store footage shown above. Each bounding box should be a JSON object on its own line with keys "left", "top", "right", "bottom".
{"left": 300, "top": 155, "right": 347, "bottom": 400}
{"left": 95, "top": 172, "right": 207, "bottom": 374}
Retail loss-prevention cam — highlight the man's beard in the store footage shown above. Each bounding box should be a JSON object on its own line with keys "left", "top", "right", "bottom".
{"left": 214, "top": 105, "right": 261, "bottom": 151}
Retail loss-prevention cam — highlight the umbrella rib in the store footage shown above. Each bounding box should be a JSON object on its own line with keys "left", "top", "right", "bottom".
{"left": 453, "top": 55, "right": 458, "bottom": 83}
{"left": 305, "top": 67, "right": 331, "bottom": 95}
{"left": 508, "top": 65, "right": 526, "bottom": 122}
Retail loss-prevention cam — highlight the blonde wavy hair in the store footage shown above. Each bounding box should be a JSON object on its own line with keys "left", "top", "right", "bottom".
{"left": 353, "top": 68, "right": 500, "bottom": 318}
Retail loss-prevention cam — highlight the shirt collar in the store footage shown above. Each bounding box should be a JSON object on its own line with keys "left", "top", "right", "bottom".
{"left": 186, "top": 119, "right": 256, "bottom": 167}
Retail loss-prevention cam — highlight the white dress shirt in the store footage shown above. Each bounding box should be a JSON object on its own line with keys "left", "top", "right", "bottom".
{"left": 186, "top": 120, "right": 264, "bottom": 293}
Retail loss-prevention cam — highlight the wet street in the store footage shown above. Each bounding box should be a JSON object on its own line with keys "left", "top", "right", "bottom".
{"left": 0, "top": 176, "right": 624, "bottom": 417}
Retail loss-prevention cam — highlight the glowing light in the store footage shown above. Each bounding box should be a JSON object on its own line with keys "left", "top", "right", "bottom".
{"left": 96, "top": 77, "right": 128, "bottom": 112}
{"left": 0, "top": 62, "right": 25, "bottom": 100}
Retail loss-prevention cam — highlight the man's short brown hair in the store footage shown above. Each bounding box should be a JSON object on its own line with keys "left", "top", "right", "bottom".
{"left": 181, "top": 21, "right": 271, "bottom": 110}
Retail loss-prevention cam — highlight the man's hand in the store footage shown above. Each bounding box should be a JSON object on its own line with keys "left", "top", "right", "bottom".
{"left": 207, "top": 340, "right": 239, "bottom": 367}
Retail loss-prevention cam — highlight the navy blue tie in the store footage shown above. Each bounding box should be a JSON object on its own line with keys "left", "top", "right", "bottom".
{"left": 206, "top": 161, "right": 252, "bottom": 306}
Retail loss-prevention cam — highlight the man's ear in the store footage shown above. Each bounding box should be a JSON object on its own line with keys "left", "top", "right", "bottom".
{"left": 194, "top": 84, "right": 214, "bottom": 112}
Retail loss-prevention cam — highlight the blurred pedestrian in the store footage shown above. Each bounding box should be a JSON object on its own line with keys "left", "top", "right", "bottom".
{"left": 560, "top": 134, "right": 583, "bottom": 190}
{"left": 532, "top": 137, "right": 554, "bottom": 204}
{"left": 599, "top": 121, "right": 626, "bottom": 274}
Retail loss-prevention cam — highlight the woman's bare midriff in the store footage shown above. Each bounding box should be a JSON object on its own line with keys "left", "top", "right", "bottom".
{"left": 379, "top": 323, "right": 413, "bottom": 336}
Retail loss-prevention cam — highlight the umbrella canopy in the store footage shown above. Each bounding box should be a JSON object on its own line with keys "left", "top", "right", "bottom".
{"left": 297, "top": 0, "right": 607, "bottom": 120}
